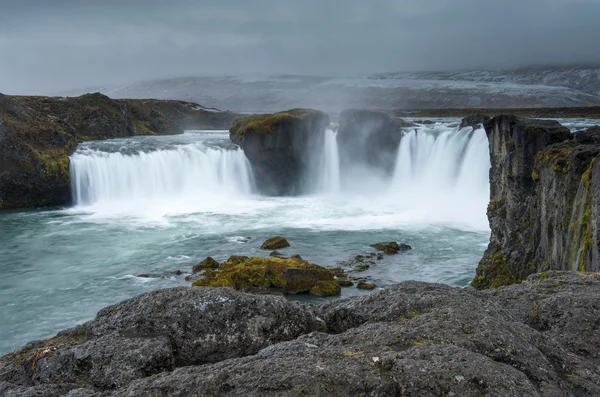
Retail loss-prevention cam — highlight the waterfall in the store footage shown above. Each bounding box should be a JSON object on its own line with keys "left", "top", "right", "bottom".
{"left": 70, "top": 143, "right": 255, "bottom": 207}
{"left": 318, "top": 128, "right": 341, "bottom": 193}
{"left": 390, "top": 124, "right": 491, "bottom": 229}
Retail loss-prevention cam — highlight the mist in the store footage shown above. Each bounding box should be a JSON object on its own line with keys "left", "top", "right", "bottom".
{"left": 1, "top": 0, "right": 600, "bottom": 95}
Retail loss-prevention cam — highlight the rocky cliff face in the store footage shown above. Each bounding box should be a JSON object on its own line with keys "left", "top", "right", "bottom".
{"left": 1, "top": 272, "right": 599, "bottom": 396}
{"left": 230, "top": 109, "right": 330, "bottom": 195}
{"left": 473, "top": 116, "right": 600, "bottom": 288}
{"left": 337, "top": 109, "right": 411, "bottom": 175}
{"left": 0, "top": 93, "right": 241, "bottom": 209}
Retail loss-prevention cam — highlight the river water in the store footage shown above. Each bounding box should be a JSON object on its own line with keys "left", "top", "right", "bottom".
{"left": 0, "top": 119, "right": 496, "bottom": 353}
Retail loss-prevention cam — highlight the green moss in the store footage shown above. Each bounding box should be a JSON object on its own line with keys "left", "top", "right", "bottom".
{"left": 487, "top": 199, "right": 507, "bottom": 217}
{"left": 532, "top": 169, "right": 540, "bottom": 181}
{"left": 192, "top": 256, "right": 336, "bottom": 295}
{"left": 260, "top": 236, "right": 291, "bottom": 250}
{"left": 356, "top": 281, "right": 376, "bottom": 290}
{"left": 309, "top": 280, "right": 341, "bottom": 297}
{"left": 229, "top": 109, "right": 326, "bottom": 141}
{"left": 534, "top": 145, "right": 575, "bottom": 173}
{"left": 472, "top": 249, "right": 519, "bottom": 289}
{"left": 192, "top": 256, "right": 219, "bottom": 273}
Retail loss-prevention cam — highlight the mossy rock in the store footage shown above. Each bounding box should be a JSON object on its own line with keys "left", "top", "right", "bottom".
{"left": 192, "top": 256, "right": 334, "bottom": 295}
{"left": 336, "top": 278, "right": 354, "bottom": 287}
{"left": 370, "top": 242, "right": 412, "bottom": 255}
{"left": 310, "top": 280, "right": 342, "bottom": 297}
{"left": 192, "top": 257, "right": 220, "bottom": 273}
{"left": 229, "top": 109, "right": 328, "bottom": 143}
{"left": 261, "top": 236, "right": 291, "bottom": 250}
{"left": 357, "top": 281, "right": 377, "bottom": 290}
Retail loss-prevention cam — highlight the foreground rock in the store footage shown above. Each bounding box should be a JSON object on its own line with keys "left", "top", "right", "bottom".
{"left": 474, "top": 116, "right": 600, "bottom": 288}
{"left": 0, "top": 93, "right": 242, "bottom": 209}
{"left": 3, "top": 272, "right": 599, "bottom": 396}
{"left": 191, "top": 256, "right": 340, "bottom": 297}
{"left": 229, "top": 109, "right": 330, "bottom": 195}
{"left": 337, "top": 109, "right": 412, "bottom": 175}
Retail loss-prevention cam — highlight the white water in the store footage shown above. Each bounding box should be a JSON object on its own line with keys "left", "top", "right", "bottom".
{"left": 317, "top": 128, "right": 341, "bottom": 193}
{"left": 70, "top": 141, "right": 255, "bottom": 216}
{"left": 390, "top": 124, "right": 490, "bottom": 229}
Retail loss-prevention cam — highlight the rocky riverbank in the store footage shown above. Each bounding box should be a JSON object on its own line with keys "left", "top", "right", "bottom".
{"left": 1, "top": 271, "right": 598, "bottom": 396}
{"left": 0, "top": 93, "right": 241, "bottom": 209}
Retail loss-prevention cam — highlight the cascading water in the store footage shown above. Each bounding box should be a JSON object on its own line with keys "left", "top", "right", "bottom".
{"left": 390, "top": 123, "right": 491, "bottom": 229}
{"left": 317, "top": 128, "right": 341, "bottom": 193}
{"left": 70, "top": 138, "right": 255, "bottom": 211}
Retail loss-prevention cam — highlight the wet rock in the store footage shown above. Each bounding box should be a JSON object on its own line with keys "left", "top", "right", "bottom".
{"left": 171, "top": 270, "right": 182, "bottom": 276}
{"left": 282, "top": 265, "right": 336, "bottom": 295}
{"left": 338, "top": 109, "right": 404, "bottom": 175}
{"left": 370, "top": 241, "right": 412, "bottom": 254}
{"left": 459, "top": 114, "right": 491, "bottom": 130}
{"left": 0, "top": 287, "right": 318, "bottom": 395}
{"left": 192, "top": 256, "right": 219, "bottom": 273}
{"left": 290, "top": 254, "right": 302, "bottom": 260}
{"left": 335, "top": 278, "right": 354, "bottom": 287}
{"left": 229, "top": 109, "right": 330, "bottom": 195}
{"left": 269, "top": 250, "right": 283, "bottom": 257}
{"left": 376, "top": 253, "right": 384, "bottom": 260}
{"left": 474, "top": 116, "right": 599, "bottom": 288}
{"left": 135, "top": 273, "right": 167, "bottom": 279}
{"left": 260, "top": 236, "right": 290, "bottom": 250}
{"left": 309, "top": 280, "right": 341, "bottom": 297}
{"left": 357, "top": 281, "right": 377, "bottom": 290}
{"left": 192, "top": 256, "right": 337, "bottom": 296}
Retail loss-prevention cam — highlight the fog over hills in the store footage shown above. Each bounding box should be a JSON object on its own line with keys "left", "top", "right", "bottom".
{"left": 62, "top": 65, "right": 600, "bottom": 112}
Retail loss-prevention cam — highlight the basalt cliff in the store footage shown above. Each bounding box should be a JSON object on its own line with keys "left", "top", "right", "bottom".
{"left": 474, "top": 115, "right": 600, "bottom": 288}
{"left": 0, "top": 93, "right": 240, "bottom": 209}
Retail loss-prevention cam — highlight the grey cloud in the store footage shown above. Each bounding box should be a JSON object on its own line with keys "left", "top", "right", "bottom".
{"left": 1, "top": 0, "right": 600, "bottom": 94}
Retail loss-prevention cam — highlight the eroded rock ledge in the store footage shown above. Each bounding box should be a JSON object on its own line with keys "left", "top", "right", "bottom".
{"left": 1, "top": 272, "right": 599, "bottom": 396}
{"left": 0, "top": 93, "right": 241, "bottom": 209}
{"left": 474, "top": 115, "right": 600, "bottom": 288}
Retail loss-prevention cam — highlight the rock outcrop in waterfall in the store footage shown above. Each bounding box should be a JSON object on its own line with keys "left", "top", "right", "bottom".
{"left": 0, "top": 93, "right": 241, "bottom": 209}
{"left": 473, "top": 115, "right": 600, "bottom": 288}
{"left": 229, "top": 109, "right": 330, "bottom": 195}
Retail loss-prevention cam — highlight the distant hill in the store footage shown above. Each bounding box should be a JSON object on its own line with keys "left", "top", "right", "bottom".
{"left": 60, "top": 66, "right": 600, "bottom": 112}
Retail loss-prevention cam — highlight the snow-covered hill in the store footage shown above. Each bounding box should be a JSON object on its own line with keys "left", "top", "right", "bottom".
{"left": 62, "top": 66, "right": 600, "bottom": 112}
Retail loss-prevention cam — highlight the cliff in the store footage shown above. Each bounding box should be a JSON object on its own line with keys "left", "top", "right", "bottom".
{"left": 1, "top": 272, "right": 599, "bottom": 396}
{"left": 337, "top": 109, "right": 412, "bottom": 175}
{"left": 230, "top": 109, "right": 330, "bottom": 195}
{"left": 0, "top": 93, "right": 241, "bottom": 209}
{"left": 473, "top": 115, "right": 600, "bottom": 288}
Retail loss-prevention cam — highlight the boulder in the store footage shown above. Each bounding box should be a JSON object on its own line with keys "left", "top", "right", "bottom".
{"left": 357, "top": 281, "right": 377, "bottom": 290}
{"left": 260, "top": 236, "right": 290, "bottom": 250}
{"left": 192, "top": 256, "right": 337, "bottom": 296}
{"left": 282, "top": 264, "right": 336, "bottom": 295}
{"left": 459, "top": 114, "right": 491, "bottom": 130}
{"left": 0, "top": 287, "right": 318, "bottom": 394}
{"left": 370, "top": 242, "right": 412, "bottom": 254}
{"left": 309, "top": 280, "right": 341, "bottom": 297}
{"left": 3, "top": 273, "right": 600, "bottom": 396}
{"left": 192, "top": 256, "right": 219, "bottom": 273}
{"left": 229, "top": 109, "right": 330, "bottom": 195}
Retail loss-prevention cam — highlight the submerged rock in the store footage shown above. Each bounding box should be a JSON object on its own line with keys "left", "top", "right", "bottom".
{"left": 260, "top": 236, "right": 291, "bottom": 250}
{"left": 357, "top": 281, "right": 377, "bottom": 290}
{"left": 269, "top": 250, "right": 283, "bottom": 257}
{"left": 370, "top": 242, "right": 412, "bottom": 254}
{"left": 192, "top": 256, "right": 219, "bottom": 273}
{"left": 6, "top": 272, "right": 598, "bottom": 396}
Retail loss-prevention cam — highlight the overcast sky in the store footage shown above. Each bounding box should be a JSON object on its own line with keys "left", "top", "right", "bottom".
{"left": 1, "top": 0, "right": 600, "bottom": 94}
